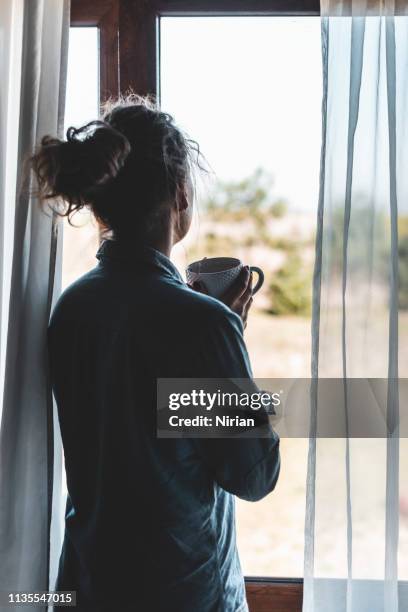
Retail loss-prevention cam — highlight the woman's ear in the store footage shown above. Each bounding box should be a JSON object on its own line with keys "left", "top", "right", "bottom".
{"left": 176, "top": 185, "right": 189, "bottom": 212}
{"left": 172, "top": 180, "right": 193, "bottom": 243}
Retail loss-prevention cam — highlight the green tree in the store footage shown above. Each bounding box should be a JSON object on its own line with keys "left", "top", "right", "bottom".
{"left": 267, "top": 253, "right": 312, "bottom": 316}
{"left": 399, "top": 218, "right": 408, "bottom": 310}
{"left": 270, "top": 200, "right": 288, "bottom": 218}
{"left": 198, "top": 168, "right": 316, "bottom": 317}
{"left": 204, "top": 168, "right": 280, "bottom": 215}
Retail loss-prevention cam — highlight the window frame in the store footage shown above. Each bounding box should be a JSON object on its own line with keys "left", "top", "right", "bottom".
{"left": 70, "top": 1, "right": 320, "bottom": 608}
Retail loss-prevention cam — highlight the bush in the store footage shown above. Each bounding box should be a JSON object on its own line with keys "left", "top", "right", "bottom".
{"left": 399, "top": 234, "right": 408, "bottom": 310}
{"left": 269, "top": 200, "right": 288, "bottom": 218}
{"left": 267, "top": 253, "right": 312, "bottom": 316}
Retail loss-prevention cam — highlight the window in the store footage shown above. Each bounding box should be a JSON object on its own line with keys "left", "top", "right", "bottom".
{"left": 160, "top": 16, "right": 321, "bottom": 579}
{"left": 69, "top": 1, "right": 322, "bottom": 608}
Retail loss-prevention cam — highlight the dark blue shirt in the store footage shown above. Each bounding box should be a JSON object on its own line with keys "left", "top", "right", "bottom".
{"left": 49, "top": 240, "right": 280, "bottom": 612}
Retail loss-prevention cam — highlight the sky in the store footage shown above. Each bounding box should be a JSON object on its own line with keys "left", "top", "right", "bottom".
{"left": 66, "top": 17, "right": 323, "bottom": 212}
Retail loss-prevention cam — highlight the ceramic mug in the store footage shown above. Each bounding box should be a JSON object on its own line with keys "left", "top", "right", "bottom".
{"left": 186, "top": 257, "right": 264, "bottom": 299}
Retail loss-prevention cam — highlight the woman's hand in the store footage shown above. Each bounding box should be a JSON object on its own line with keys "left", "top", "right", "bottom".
{"left": 190, "top": 266, "right": 254, "bottom": 329}
{"left": 221, "top": 266, "right": 253, "bottom": 328}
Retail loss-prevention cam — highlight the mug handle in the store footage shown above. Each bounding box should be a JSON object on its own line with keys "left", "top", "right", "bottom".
{"left": 250, "top": 266, "right": 264, "bottom": 294}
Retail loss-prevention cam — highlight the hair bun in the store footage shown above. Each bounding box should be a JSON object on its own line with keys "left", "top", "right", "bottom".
{"left": 63, "top": 121, "right": 131, "bottom": 195}
{"left": 32, "top": 121, "right": 131, "bottom": 206}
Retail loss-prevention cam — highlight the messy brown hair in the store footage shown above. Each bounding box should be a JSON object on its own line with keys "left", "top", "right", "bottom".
{"left": 31, "top": 94, "right": 202, "bottom": 238}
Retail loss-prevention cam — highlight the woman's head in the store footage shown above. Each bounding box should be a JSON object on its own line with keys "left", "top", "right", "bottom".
{"left": 31, "top": 95, "right": 200, "bottom": 245}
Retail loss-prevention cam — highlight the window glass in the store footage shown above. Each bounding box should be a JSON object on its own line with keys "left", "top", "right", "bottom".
{"left": 63, "top": 27, "right": 100, "bottom": 290}
{"left": 160, "top": 16, "right": 322, "bottom": 577}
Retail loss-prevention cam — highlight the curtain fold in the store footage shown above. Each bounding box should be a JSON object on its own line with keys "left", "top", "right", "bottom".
{"left": 0, "top": 0, "right": 69, "bottom": 607}
{"left": 305, "top": 1, "right": 408, "bottom": 610}
{"left": 384, "top": 17, "right": 399, "bottom": 612}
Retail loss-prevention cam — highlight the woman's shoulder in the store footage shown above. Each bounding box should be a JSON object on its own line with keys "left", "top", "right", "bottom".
{"left": 49, "top": 265, "right": 243, "bottom": 337}
{"left": 49, "top": 266, "right": 105, "bottom": 328}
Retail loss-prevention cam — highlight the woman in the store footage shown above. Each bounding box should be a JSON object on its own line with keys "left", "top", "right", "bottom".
{"left": 32, "top": 96, "right": 280, "bottom": 612}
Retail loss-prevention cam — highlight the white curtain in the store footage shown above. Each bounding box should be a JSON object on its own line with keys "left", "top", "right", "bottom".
{"left": 304, "top": 0, "right": 408, "bottom": 610}
{"left": 0, "top": 0, "right": 69, "bottom": 607}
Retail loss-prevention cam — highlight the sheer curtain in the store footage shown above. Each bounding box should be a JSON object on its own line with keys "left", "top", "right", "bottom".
{"left": 304, "top": 0, "right": 408, "bottom": 610}
{"left": 0, "top": 0, "right": 69, "bottom": 606}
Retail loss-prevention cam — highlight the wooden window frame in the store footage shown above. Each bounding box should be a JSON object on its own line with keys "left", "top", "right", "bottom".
{"left": 70, "top": 1, "right": 319, "bottom": 609}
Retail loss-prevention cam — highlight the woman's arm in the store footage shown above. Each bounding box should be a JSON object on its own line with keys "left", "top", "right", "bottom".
{"left": 190, "top": 306, "right": 280, "bottom": 502}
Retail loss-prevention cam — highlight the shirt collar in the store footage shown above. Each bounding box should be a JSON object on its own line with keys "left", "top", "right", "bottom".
{"left": 96, "top": 239, "right": 184, "bottom": 283}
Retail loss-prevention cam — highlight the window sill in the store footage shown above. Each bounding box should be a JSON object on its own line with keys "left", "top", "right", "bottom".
{"left": 245, "top": 577, "right": 303, "bottom": 612}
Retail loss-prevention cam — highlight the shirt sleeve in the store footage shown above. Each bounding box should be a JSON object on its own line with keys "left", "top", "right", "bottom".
{"left": 189, "top": 303, "right": 280, "bottom": 502}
